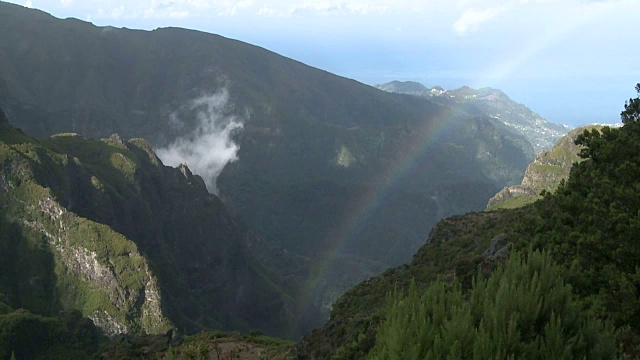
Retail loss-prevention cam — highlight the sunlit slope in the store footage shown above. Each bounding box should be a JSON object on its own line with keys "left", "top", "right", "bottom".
{"left": 487, "top": 125, "right": 604, "bottom": 210}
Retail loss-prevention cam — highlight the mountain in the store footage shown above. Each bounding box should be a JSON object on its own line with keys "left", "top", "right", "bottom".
{"left": 296, "top": 97, "right": 640, "bottom": 358}
{"left": 376, "top": 81, "right": 571, "bottom": 155}
{"left": 487, "top": 125, "right": 604, "bottom": 209}
{"left": 0, "top": 110, "right": 298, "bottom": 342}
{"left": 0, "top": 3, "right": 535, "bottom": 334}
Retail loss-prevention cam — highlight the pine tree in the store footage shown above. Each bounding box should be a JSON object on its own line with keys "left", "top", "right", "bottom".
{"left": 367, "top": 250, "right": 617, "bottom": 359}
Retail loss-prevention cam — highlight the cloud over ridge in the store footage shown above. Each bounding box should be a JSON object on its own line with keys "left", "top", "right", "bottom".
{"left": 156, "top": 88, "right": 245, "bottom": 194}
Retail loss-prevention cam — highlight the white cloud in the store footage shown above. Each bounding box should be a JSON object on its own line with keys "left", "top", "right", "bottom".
{"left": 23, "top": 0, "right": 32, "bottom": 7}
{"left": 288, "top": 1, "right": 388, "bottom": 16}
{"left": 185, "top": 0, "right": 212, "bottom": 9}
{"left": 216, "top": 0, "right": 254, "bottom": 16}
{"left": 156, "top": 88, "right": 245, "bottom": 194}
{"left": 169, "top": 10, "right": 190, "bottom": 18}
{"left": 453, "top": 7, "right": 506, "bottom": 35}
{"left": 111, "top": 5, "right": 125, "bottom": 19}
{"left": 258, "top": 5, "right": 287, "bottom": 16}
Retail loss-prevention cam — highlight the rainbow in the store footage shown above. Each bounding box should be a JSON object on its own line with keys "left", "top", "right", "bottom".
{"left": 474, "top": 2, "right": 603, "bottom": 88}
{"left": 288, "top": 2, "right": 612, "bottom": 337}
{"left": 288, "top": 104, "right": 463, "bottom": 337}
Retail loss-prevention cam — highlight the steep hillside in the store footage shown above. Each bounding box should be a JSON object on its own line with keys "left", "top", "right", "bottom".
{"left": 487, "top": 125, "right": 604, "bottom": 209}
{"left": 0, "top": 309, "right": 100, "bottom": 359}
{"left": 0, "top": 3, "right": 533, "bottom": 326}
{"left": 376, "top": 81, "right": 570, "bottom": 154}
{"left": 0, "top": 109, "right": 297, "bottom": 340}
{"left": 296, "top": 89, "right": 640, "bottom": 358}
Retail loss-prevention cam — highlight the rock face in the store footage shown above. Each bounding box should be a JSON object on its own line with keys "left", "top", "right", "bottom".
{"left": 482, "top": 234, "right": 509, "bottom": 259}
{"left": 486, "top": 125, "right": 604, "bottom": 209}
{"left": 33, "top": 194, "right": 169, "bottom": 336}
{"left": 0, "top": 116, "right": 295, "bottom": 338}
{"left": 0, "top": 142, "right": 170, "bottom": 334}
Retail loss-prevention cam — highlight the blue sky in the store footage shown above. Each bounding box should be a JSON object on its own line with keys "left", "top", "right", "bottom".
{"left": 6, "top": 0, "right": 640, "bottom": 127}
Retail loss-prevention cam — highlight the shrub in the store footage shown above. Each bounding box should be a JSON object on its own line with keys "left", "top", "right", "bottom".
{"left": 368, "top": 250, "right": 617, "bottom": 359}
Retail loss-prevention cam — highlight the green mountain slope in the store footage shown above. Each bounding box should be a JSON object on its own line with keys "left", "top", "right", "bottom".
{"left": 0, "top": 109, "right": 298, "bottom": 340}
{"left": 296, "top": 88, "right": 640, "bottom": 359}
{"left": 487, "top": 125, "right": 604, "bottom": 210}
{"left": 0, "top": 2, "right": 534, "bottom": 329}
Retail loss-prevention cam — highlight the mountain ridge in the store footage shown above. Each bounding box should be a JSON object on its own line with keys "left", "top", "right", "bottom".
{"left": 0, "top": 2, "right": 536, "bottom": 337}
{"left": 487, "top": 125, "right": 604, "bottom": 209}
{"left": 375, "top": 80, "right": 570, "bottom": 155}
{"left": 0, "top": 112, "right": 299, "bottom": 340}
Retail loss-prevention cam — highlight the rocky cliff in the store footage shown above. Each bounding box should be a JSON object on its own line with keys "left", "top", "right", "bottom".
{"left": 0, "top": 109, "right": 295, "bottom": 339}
{"left": 486, "top": 125, "right": 604, "bottom": 209}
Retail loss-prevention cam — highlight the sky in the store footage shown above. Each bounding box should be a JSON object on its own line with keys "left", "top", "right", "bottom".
{"left": 7, "top": 0, "right": 640, "bottom": 127}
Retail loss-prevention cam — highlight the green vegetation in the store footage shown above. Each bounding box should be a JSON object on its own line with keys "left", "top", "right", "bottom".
{"left": 488, "top": 193, "right": 541, "bottom": 210}
{"left": 96, "top": 330, "right": 294, "bottom": 359}
{"left": 531, "top": 123, "right": 640, "bottom": 335}
{"left": 368, "top": 250, "right": 616, "bottom": 359}
{"left": 0, "top": 3, "right": 546, "bottom": 337}
{"left": 0, "top": 133, "right": 172, "bottom": 336}
{"left": 0, "top": 309, "right": 98, "bottom": 359}
{"left": 487, "top": 125, "right": 604, "bottom": 210}
{"left": 0, "top": 114, "right": 301, "bottom": 356}
{"left": 4, "top": 3, "right": 638, "bottom": 357}
{"left": 298, "top": 84, "right": 640, "bottom": 358}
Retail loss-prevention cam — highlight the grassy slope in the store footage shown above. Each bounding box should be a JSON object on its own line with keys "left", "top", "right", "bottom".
{"left": 0, "top": 121, "right": 173, "bottom": 335}
{"left": 488, "top": 125, "right": 604, "bottom": 210}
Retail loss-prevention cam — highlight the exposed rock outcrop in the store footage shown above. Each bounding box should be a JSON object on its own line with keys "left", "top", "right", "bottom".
{"left": 3, "top": 184, "right": 171, "bottom": 336}
{"left": 0, "top": 117, "right": 296, "bottom": 338}
{"left": 487, "top": 125, "right": 605, "bottom": 210}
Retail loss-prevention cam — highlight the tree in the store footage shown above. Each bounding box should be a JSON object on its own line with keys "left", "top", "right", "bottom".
{"left": 367, "top": 250, "right": 617, "bottom": 360}
{"left": 621, "top": 83, "right": 640, "bottom": 124}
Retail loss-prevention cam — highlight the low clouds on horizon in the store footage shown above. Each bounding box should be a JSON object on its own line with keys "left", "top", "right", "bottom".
{"left": 18, "top": 0, "right": 630, "bottom": 37}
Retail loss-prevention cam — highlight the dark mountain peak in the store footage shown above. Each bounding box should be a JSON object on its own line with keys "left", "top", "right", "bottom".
{"left": 106, "top": 133, "right": 127, "bottom": 149}
{"left": 127, "top": 138, "right": 162, "bottom": 167}
{"left": 0, "top": 108, "right": 7, "bottom": 124}
{"left": 178, "top": 163, "right": 194, "bottom": 179}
